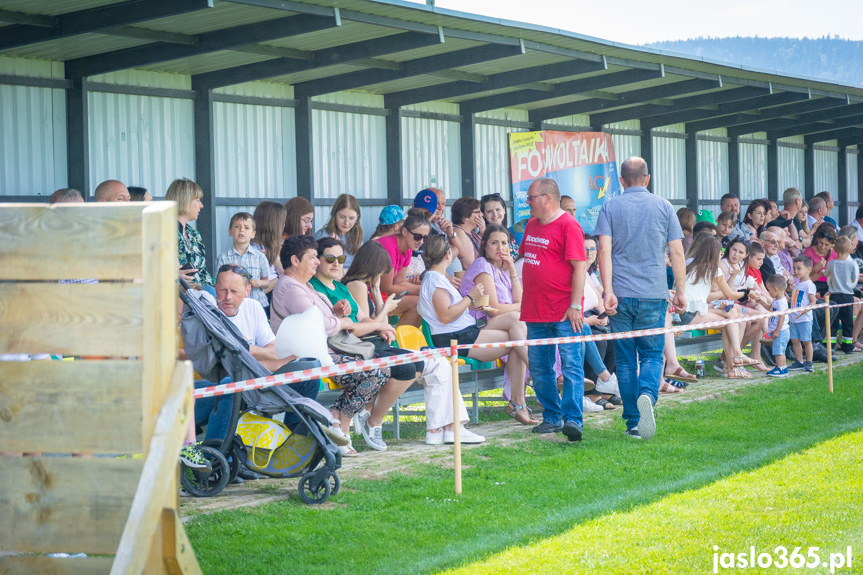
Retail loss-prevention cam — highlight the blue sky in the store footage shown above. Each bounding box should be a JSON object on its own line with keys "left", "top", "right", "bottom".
{"left": 411, "top": 1, "right": 863, "bottom": 44}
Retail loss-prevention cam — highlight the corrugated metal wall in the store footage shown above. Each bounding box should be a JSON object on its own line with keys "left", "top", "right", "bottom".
{"left": 88, "top": 70, "right": 194, "bottom": 198}
{"left": 814, "top": 143, "right": 839, "bottom": 221}
{"left": 848, "top": 151, "right": 859, "bottom": 205}
{"left": 778, "top": 137, "right": 805, "bottom": 193}
{"left": 605, "top": 121, "right": 640, "bottom": 174}
{"left": 311, "top": 92, "right": 387, "bottom": 202}
{"left": 401, "top": 102, "right": 460, "bottom": 200}
{"left": 473, "top": 108, "right": 530, "bottom": 201}
{"left": 697, "top": 129, "right": 729, "bottom": 205}
{"left": 738, "top": 133, "right": 767, "bottom": 201}
{"left": 213, "top": 83, "right": 297, "bottom": 201}
{"left": 0, "top": 57, "right": 67, "bottom": 196}
{"left": 652, "top": 124, "right": 686, "bottom": 201}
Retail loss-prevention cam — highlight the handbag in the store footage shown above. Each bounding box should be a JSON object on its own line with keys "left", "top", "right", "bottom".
{"left": 327, "top": 331, "right": 376, "bottom": 359}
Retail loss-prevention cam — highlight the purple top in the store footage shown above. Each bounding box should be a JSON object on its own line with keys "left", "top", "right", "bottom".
{"left": 459, "top": 257, "right": 514, "bottom": 319}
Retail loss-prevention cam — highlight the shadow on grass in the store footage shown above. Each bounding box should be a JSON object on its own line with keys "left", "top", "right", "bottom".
{"left": 185, "top": 362, "right": 863, "bottom": 575}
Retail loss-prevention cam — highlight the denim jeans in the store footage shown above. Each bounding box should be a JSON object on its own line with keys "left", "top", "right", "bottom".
{"left": 583, "top": 325, "right": 607, "bottom": 376}
{"left": 608, "top": 298, "right": 667, "bottom": 430}
{"left": 194, "top": 377, "right": 321, "bottom": 440}
{"left": 526, "top": 321, "right": 586, "bottom": 427}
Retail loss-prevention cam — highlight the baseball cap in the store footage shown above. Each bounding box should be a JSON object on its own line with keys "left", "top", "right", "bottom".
{"left": 379, "top": 205, "right": 407, "bottom": 226}
{"left": 413, "top": 188, "right": 438, "bottom": 213}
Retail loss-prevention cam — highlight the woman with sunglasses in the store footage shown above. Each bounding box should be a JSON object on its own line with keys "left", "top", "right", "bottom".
{"left": 375, "top": 212, "right": 431, "bottom": 327}
{"left": 803, "top": 227, "right": 837, "bottom": 296}
{"left": 271, "top": 235, "right": 413, "bottom": 455}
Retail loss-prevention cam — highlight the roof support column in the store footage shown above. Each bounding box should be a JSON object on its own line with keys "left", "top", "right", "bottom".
{"left": 728, "top": 135, "right": 740, "bottom": 198}
{"left": 685, "top": 127, "right": 699, "bottom": 211}
{"left": 460, "top": 113, "right": 476, "bottom": 198}
{"left": 804, "top": 144, "right": 815, "bottom": 200}
{"left": 838, "top": 146, "right": 848, "bottom": 226}
{"left": 66, "top": 76, "right": 89, "bottom": 197}
{"left": 295, "top": 97, "right": 314, "bottom": 200}
{"left": 767, "top": 139, "right": 779, "bottom": 206}
{"left": 386, "top": 107, "right": 403, "bottom": 206}
{"left": 640, "top": 128, "right": 653, "bottom": 193}
{"left": 194, "top": 88, "right": 217, "bottom": 274}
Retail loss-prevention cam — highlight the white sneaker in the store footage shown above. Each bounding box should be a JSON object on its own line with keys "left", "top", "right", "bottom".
{"left": 444, "top": 426, "right": 485, "bottom": 444}
{"left": 594, "top": 372, "right": 620, "bottom": 395}
{"left": 352, "top": 409, "right": 370, "bottom": 436}
{"left": 363, "top": 425, "right": 388, "bottom": 451}
{"left": 425, "top": 430, "right": 444, "bottom": 445}
{"left": 583, "top": 397, "right": 603, "bottom": 412}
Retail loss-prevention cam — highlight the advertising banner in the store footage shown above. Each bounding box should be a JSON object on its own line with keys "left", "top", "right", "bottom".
{"left": 508, "top": 131, "right": 620, "bottom": 234}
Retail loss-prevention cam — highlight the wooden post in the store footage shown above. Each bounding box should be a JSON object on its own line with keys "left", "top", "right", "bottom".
{"left": 451, "top": 340, "right": 462, "bottom": 495}
{"left": 825, "top": 294, "right": 834, "bottom": 394}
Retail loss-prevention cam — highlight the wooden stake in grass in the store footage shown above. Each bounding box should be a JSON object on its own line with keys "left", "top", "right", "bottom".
{"left": 825, "top": 293, "right": 833, "bottom": 394}
{"left": 451, "top": 340, "right": 462, "bottom": 495}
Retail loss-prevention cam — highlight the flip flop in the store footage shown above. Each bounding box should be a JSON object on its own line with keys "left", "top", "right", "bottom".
{"left": 660, "top": 380, "right": 684, "bottom": 393}
{"left": 593, "top": 397, "right": 616, "bottom": 410}
{"left": 664, "top": 366, "right": 698, "bottom": 384}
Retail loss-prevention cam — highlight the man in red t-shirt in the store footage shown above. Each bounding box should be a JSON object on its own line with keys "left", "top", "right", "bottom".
{"left": 519, "top": 177, "right": 587, "bottom": 441}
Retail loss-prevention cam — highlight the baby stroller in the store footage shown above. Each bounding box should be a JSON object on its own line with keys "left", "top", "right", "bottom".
{"left": 178, "top": 279, "right": 341, "bottom": 504}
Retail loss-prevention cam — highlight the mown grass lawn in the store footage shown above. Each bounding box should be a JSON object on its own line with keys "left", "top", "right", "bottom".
{"left": 186, "top": 363, "right": 863, "bottom": 575}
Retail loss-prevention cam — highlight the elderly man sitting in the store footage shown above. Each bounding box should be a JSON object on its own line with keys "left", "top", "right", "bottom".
{"left": 180, "top": 264, "right": 326, "bottom": 477}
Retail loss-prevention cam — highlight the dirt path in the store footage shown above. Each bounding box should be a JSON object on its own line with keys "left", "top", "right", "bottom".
{"left": 180, "top": 354, "right": 859, "bottom": 522}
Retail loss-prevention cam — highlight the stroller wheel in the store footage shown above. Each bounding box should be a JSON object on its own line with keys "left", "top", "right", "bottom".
{"left": 328, "top": 471, "right": 341, "bottom": 496}
{"left": 180, "top": 446, "right": 230, "bottom": 497}
{"left": 298, "top": 472, "right": 332, "bottom": 505}
{"left": 203, "top": 438, "right": 240, "bottom": 485}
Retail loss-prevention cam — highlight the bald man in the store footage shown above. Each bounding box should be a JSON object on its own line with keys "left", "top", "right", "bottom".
{"left": 94, "top": 180, "right": 130, "bottom": 202}
{"left": 560, "top": 195, "right": 577, "bottom": 218}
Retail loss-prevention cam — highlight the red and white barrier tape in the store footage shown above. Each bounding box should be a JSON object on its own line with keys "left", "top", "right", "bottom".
{"left": 193, "top": 300, "right": 855, "bottom": 399}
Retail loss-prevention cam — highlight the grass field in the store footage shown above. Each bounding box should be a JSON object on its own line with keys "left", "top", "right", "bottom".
{"left": 185, "top": 362, "right": 863, "bottom": 575}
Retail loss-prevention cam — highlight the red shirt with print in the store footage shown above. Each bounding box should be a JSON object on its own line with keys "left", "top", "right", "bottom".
{"left": 518, "top": 212, "right": 585, "bottom": 323}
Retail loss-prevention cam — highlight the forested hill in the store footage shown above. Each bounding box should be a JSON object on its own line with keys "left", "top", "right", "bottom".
{"left": 645, "top": 37, "right": 863, "bottom": 87}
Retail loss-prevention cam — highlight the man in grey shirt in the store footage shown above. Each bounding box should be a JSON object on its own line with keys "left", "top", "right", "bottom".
{"left": 593, "top": 157, "right": 687, "bottom": 440}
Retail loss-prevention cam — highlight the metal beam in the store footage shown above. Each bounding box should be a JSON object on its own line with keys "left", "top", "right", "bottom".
{"left": 530, "top": 78, "right": 721, "bottom": 124}
{"left": 66, "top": 77, "right": 89, "bottom": 198}
{"left": 295, "top": 98, "right": 314, "bottom": 201}
{"left": 0, "top": 10, "right": 56, "bottom": 27}
{"left": 685, "top": 125, "right": 698, "bottom": 210}
{"left": 641, "top": 129, "right": 654, "bottom": 193}
{"left": 386, "top": 108, "right": 403, "bottom": 206}
{"left": 294, "top": 44, "right": 525, "bottom": 99}
{"left": 767, "top": 140, "right": 779, "bottom": 204}
{"left": 804, "top": 144, "right": 815, "bottom": 198}
{"left": 838, "top": 145, "right": 849, "bottom": 225}
{"left": 596, "top": 86, "right": 771, "bottom": 127}
{"left": 641, "top": 92, "right": 817, "bottom": 130}
{"left": 100, "top": 26, "right": 198, "bottom": 45}
{"left": 459, "top": 68, "right": 663, "bottom": 116}
{"left": 837, "top": 136, "right": 863, "bottom": 148}
{"left": 730, "top": 101, "right": 863, "bottom": 137}
{"left": 776, "top": 118, "right": 863, "bottom": 142}
{"left": 384, "top": 59, "right": 607, "bottom": 108}
{"left": 724, "top": 97, "right": 852, "bottom": 137}
{"left": 193, "top": 88, "right": 217, "bottom": 274}
{"left": 0, "top": 0, "right": 213, "bottom": 51}
{"left": 461, "top": 115, "right": 477, "bottom": 198}
{"left": 803, "top": 127, "right": 863, "bottom": 145}
{"left": 728, "top": 135, "right": 740, "bottom": 197}
{"left": 192, "top": 31, "right": 443, "bottom": 90}
{"left": 66, "top": 14, "right": 338, "bottom": 78}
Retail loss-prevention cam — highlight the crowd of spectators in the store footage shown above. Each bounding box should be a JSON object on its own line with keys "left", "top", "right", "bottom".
{"left": 28, "top": 171, "right": 863, "bottom": 468}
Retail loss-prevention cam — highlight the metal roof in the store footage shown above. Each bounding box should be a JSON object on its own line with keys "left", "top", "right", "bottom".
{"left": 2, "top": 0, "right": 862, "bottom": 141}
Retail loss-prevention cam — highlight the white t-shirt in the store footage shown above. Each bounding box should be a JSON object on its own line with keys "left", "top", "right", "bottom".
{"left": 769, "top": 297, "right": 790, "bottom": 333}
{"left": 419, "top": 270, "right": 475, "bottom": 335}
{"left": 790, "top": 279, "right": 816, "bottom": 324}
{"left": 683, "top": 258, "right": 723, "bottom": 316}
{"left": 197, "top": 291, "right": 275, "bottom": 347}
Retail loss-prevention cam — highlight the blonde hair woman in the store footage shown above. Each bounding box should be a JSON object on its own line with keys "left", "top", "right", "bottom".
{"left": 166, "top": 178, "right": 212, "bottom": 290}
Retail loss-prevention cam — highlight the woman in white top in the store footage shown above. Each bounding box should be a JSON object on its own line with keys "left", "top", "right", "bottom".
{"left": 719, "top": 238, "right": 770, "bottom": 371}
{"left": 679, "top": 233, "right": 759, "bottom": 379}
{"left": 419, "top": 234, "right": 537, "bottom": 425}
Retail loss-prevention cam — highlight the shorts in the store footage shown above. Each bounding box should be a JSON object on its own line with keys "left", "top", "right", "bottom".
{"left": 431, "top": 324, "right": 481, "bottom": 357}
{"left": 771, "top": 328, "right": 791, "bottom": 357}
{"left": 789, "top": 321, "right": 812, "bottom": 342}
{"left": 678, "top": 311, "right": 697, "bottom": 325}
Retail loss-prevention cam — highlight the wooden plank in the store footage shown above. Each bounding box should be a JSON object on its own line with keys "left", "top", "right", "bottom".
{"left": 0, "top": 361, "right": 142, "bottom": 454}
{"left": 0, "top": 556, "right": 114, "bottom": 574}
{"left": 141, "top": 203, "right": 179, "bottom": 454}
{"left": 160, "top": 507, "right": 203, "bottom": 575}
{"left": 0, "top": 457, "right": 142, "bottom": 554}
{"left": 111, "top": 362, "right": 197, "bottom": 575}
{"left": 0, "top": 203, "right": 148, "bottom": 281}
{"left": 0, "top": 283, "right": 143, "bottom": 356}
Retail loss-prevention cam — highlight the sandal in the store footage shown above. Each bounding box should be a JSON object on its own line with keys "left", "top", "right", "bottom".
{"left": 607, "top": 395, "right": 623, "bottom": 406}
{"left": 667, "top": 378, "right": 688, "bottom": 389}
{"left": 664, "top": 366, "right": 697, "bottom": 384}
{"left": 504, "top": 401, "right": 539, "bottom": 425}
{"left": 751, "top": 362, "right": 771, "bottom": 372}
{"left": 659, "top": 380, "right": 684, "bottom": 393}
{"left": 723, "top": 366, "right": 752, "bottom": 379}
{"left": 593, "top": 397, "right": 616, "bottom": 410}
{"left": 733, "top": 356, "right": 760, "bottom": 367}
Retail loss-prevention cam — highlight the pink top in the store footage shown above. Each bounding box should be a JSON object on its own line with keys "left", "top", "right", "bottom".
{"left": 802, "top": 246, "right": 837, "bottom": 283}
{"left": 270, "top": 274, "right": 340, "bottom": 336}
{"left": 375, "top": 235, "right": 412, "bottom": 277}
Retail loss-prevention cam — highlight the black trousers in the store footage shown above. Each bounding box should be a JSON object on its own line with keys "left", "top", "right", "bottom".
{"left": 829, "top": 292, "right": 855, "bottom": 344}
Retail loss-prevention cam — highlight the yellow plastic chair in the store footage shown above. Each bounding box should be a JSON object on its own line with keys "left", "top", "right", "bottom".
{"left": 396, "top": 325, "right": 469, "bottom": 365}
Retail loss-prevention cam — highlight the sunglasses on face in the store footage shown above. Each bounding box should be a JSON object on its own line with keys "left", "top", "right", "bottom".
{"left": 407, "top": 229, "right": 427, "bottom": 242}
{"left": 321, "top": 254, "right": 347, "bottom": 264}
